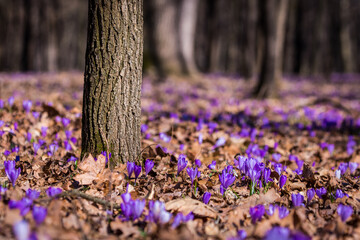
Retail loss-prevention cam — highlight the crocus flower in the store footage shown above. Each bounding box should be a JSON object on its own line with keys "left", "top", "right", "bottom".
{"left": 64, "top": 141, "right": 72, "bottom": 151}
{"left": 349, "top": 162, "right": 358, "bottom": 174}
{"left": 62, "top": 118, "right": 71, "bottom": 127}
{"left": 134, "top": 165, "right": 142, "bottom": 182}
{"left": 278, "top": 206, "right": 290, "bottom": 219}
{"left": 171, "top": 212, "right": 193, "bottom": 228}
{"left": 316, "top": 187, "right": 327, "bottom": 199}
{"left": 0, "top": 186, "right": 7, "bottom": 199}
{"left": 207, "top": 161, "right": 216, "bottom": 170}
{"left": 263, "top": 168, "right": 271, "bottom": 183}
{"left": 198, "top": 133, "right": 203, "bottom": 144}
{"left": 337, "top": 204, "right": 353, "bottom": 222}
{"left": 33, "top": 143, "right": 40, "bottom": 155}
{"left": 335, "top": 189, "right": 345, "bottom": 199}
{"left": 273, "top": 163, "right": 283, "bottom": 176}
{"left": 265, "top": 227, "right": 290, "bottom": 240}
{"left": 203, "top": 192, "right": 211, "bottom": 204}
{"left": 121, "top": 192, "right": 131, "bottom": 204}
{"left": 26, "top": 132, "right": 32, "bottom": 142}
{"left": 328, "top": 144, "right": 334, "bottom": 155}
{"left": 26, "top": 189, "right": 40, "bottom": 200}
{"left": 213, "top": 137, "right": 226, "bottom": 149}
{"left": 234, "top": 155, "right": 246, "bottom": 173}
{"left": 48, "top": 143, "right": 58, "bottom": 156}
{"left": 195, "top": 159, "right": 201, "bottom": 167}
{"left": 130, "top": 199, "right": 145, "bottom": 220}
{"left": 147, "top": 201, "right": 172, "bottom": 224}
{"left": 67, "top": 156, "right": 78, "bottom": 162}
{"left": 291, "top": 193, "right": 304, "bottom": 207}
{"left": 41, "top": 127, "right": 47, "bottom": 137}
{"left": 272, "top": 153, "right": 281, "bottom": 162}
{"left": 32, "top": 206, "right": 47, "bottom": 225}
{"left": 145, "top": 159, "right": 154, "bottom": 176}
{"left": 4, "top": 160, "right": 21, "bottom": 187}
{"left": 307, "top": 188, "right": 315, "bottom": 203}
{"left": 9, "top": 198, "right": 33, "bottom": 216}
{"left": 249, "top": 204, "right": 265, "bottom": 223}
{"left": 177, "top": 154, "right": 188, "bottom": 176}
{"left": 22, "top": 100, "right": 32, "bottom": 113}
{"left": 228, "top": 230, "right": 247, "bottom": 240}
{"left": 141, "top": 124, "right": 148, "bottom": 133}
{"left": 13, "top": 220, "right": 30, "bottom": 240}
{"left": 46, "top": 187, "right": 62, "bottom": 197}
{"left": 279, "top": 175, "right": 287, "bottom": 189}
{"left": 187, "top": 167, "right": 198, "bottom": 186}
{"left": 338, "top": 162, "right": 348, "bottom": 175}
{"left": 159, "top": 133, "right": 171, "bottom": 143}
{"left": 0, "top": 99, "right": 3, "bottom": 109}
{"left": 120, "top": 202, "right": 132, "bottom": 220}
{"left": 219, "top": 168, "right": 236, "bottom": 195}
{"left": 127, "top": 162, "right": 135, "bottom": 178}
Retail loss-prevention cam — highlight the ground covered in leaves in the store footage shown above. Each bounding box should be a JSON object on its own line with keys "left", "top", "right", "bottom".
{"left": 0, "top": 72, "right": 360, "bottom": 240}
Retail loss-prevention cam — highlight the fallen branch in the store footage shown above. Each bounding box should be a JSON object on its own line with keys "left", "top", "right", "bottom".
{"left": 58, "top": 189, "right": 122, "bottom": 209}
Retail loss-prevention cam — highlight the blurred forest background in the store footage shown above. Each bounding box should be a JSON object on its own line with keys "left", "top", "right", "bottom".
{"left": 0, "top": 0, "right": 359, "bottom": 78}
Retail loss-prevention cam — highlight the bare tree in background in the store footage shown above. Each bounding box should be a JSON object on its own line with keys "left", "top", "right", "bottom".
{"left": 81, "top": 0, "right": 143, "bottom": 166}
{"left": 253, "top": 0, "right": 288, "bottom": 98}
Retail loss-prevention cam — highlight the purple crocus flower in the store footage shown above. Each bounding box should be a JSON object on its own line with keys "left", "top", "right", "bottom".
{"left": 134, "top": 165, "right": 142, "bottom": 181}
{"left": 203, "top": 192, "right": 211, "bottom": 204}
{"left": 177, "top": 154, "right": 188, "bottom": 176}
{"left": 26, "top": 189, "right": 40, "bottom": 200}
{"left": 272, "top": 153, "right": 281, "bottom": 162}
{"left": 67, "top": 156, "right": 78, "bottom": 162}
{"left": 291, "top": 193, "right": 304, "bottom": 207}
{"left": 208, "top": 160, "right": 216, "bottom": 170}
{"left": 8, "top": 96, "right": 15, "bottom": 107}
{"left": 337, "top": 204, "right": 353, "bottom": 222}
{"left": 0, "top": 99, "right": 3, "bottom": 109}
{"left": 145, "top": 159, "right": 154, "bottom": 176}
{"left": 171, "top": 212, "right": 193, "bottom": 228}
{"left": 41, "top": 127, "right": 47, "bottom": 137}
{"left": 48, "top": 143, "right": 58, "bottom": 156}
{"left": 3, "top": 150, "right": 11, "bottom": 156}
{"left": 159, "top": 133, "right": 171, "bottom": 143}
{"left": 26, "top": 132, "right": 32, "bottom": 142}
{"left": 22, "top": 100, "right": 32, "bottom": 113}
{"left": 127, "top": 162, "right": 135, "bottom": 178}
{"left": 338, "top": 162, "right": 348, "bottom": 175}
{"left": 349, "top": 162, "right": 358, "bottom": 174}
{"left": 273, "top": 163, "right": 283, "bottom": 176}
{"left": 0, "top": 186, "right": 7, "bottom": 199}
{"left": 32, "top": 206, "right": 47, "bottom": 225}
{"left": 228, "top": 230, "right": 247, "bottom": 240}
{"left": 32, "top": 111, "right": 40, "bottom": 119}
{"left": 64, "top": 141, "right": 72, "bottom": 151}
{"left": 212, "top": 137, "right": 226, "bottom": 149}
{"left": 265, "top": 227, "right": 290, "bottom": 240}
{"left": 198, "top": 133, "right": 203, "bottom": 144}
{"left": 195, "top": 159, "right": 201, "bottom": 167}
{"left": 279, "top": 175, "right": 287, "bottom": 189}
{"left": 13, "top": 220, "right": 30, "bottom": 240}
{"left": 263, "top": 168, "right": 271, "bottom": 183}
{"left": 316, "top": 187, "right": 327, "bottom": 199}
{"left": 307, "top": 188, "right": 315, "bottom": 203}
{"left": 328, "top": 144, "right": 335, "bottom": 155}
{"left": 335, "top": 189, "right": 345, "bottom": 199}
{"left": 65, "top": 130, "right": 72, "bottom": 139}
{"left": 9, "top": 198, "right": 33, "bottom": 216}
{"left": 121, "top": 202, "right": 132, "bottom": 220}
{"left": 46, "top": 187, "right": 62, "bottom": 197}
{"left": 121, "top": 192, "right": 131, "bottom": 204}
{"left": 335, "top": 169, "right": 341, "bottom": 179}
{"left": 186, "top": 167, "right": 198, "bottom": 186}
{"left": 33, "top": 143, "right": 40, "bottom": 155}
{"left": 234, "top": 155, "right": 246, "bottom": 173}
{"left": 147, "top": 201, "right": 172, "bottom": 224}
{"left": 249, "top": 204, "right": 265, "bottom": 223}
{"left": 101, "top": 151, "right": 111, "bottom": 164}
{"left": 4, "top": 160, "right": 21, "bottom": 187}
{"left": 61, "top": 117, "right": 71, "bottom": 127}
{"left": 219, "top": 168, "right": 236, "bottom": 195}
{"left": 278, "top": 206, "right": 290, "bottom": 219}
{"left": 141, "top": 124, "right": 148, "bottom": 133}
{"left": 130, "top": 199, "right": 145, "bottom": 220}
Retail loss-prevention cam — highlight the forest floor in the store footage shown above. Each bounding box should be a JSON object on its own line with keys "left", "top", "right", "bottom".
{"left": 0, "top": 72, "right": 360, "bottom": 240}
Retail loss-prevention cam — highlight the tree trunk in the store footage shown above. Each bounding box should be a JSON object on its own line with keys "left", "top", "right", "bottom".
{"left": 179, "top": 0, "right": 199, "bottom": 75}
{"left": 81, "top": 0, "right": 143, "bottom": 166}
{"left": 253, "top": 0, "right": 288, "bottom": 98}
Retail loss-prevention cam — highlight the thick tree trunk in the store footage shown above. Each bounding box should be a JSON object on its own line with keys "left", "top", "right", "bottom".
{"left": 81, "top": 0, "right": 143, "bottom": 166}
{"left": 253, "top": 0, "right": 288, "bottom": 98}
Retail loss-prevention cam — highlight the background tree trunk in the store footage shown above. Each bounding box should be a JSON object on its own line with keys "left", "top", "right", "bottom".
{"left": 253, "top": 0, "right": 288, "bottom": 98}
{"left": 81, "top": 0, "right": 143, "bottom": 166}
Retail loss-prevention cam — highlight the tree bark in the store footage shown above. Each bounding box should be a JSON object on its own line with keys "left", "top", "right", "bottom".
{"left": 253, "top": 0, "right": 288, "bottom": 98}
{"left": 81, "top": 0, "right": 143, "bottom": 166}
